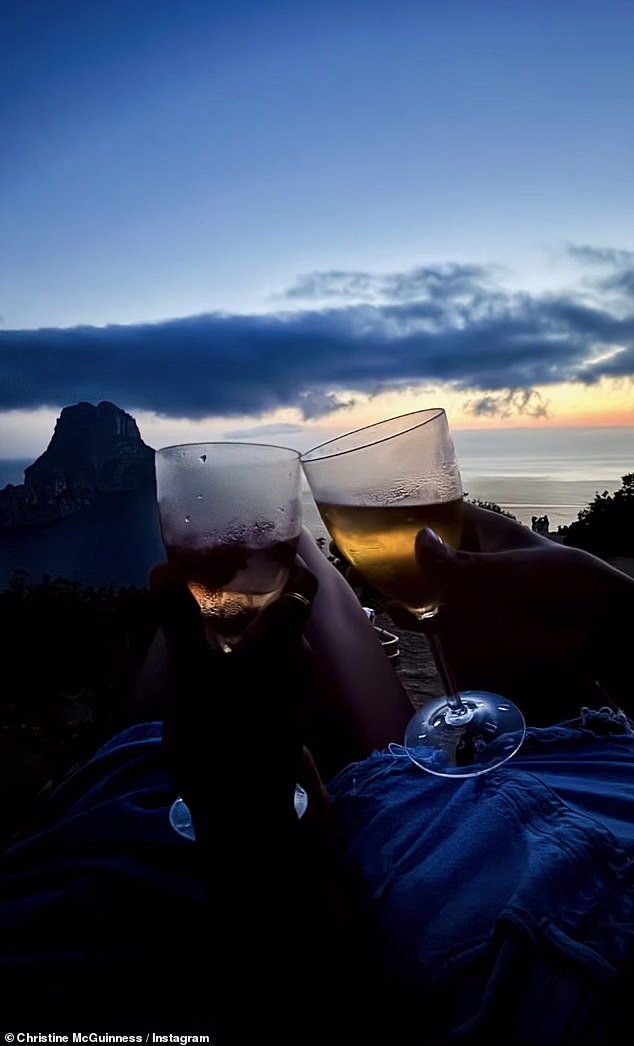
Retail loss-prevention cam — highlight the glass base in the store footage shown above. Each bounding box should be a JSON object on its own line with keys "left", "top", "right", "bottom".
{"left": 403, "top": 691, "right": 526, "bottom": 778}
{"left": 169, "top": 784, "right": 309, "bottom": 840}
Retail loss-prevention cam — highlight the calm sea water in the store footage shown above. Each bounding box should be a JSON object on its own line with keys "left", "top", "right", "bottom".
{"left": 303, "top": 425, "right": 634, "bottom": 534}
{"left": 453, "top": 426, "right": 633, "bottom": 529}
{"left": 2, "top": 425, "right": 633, "bottom": 535}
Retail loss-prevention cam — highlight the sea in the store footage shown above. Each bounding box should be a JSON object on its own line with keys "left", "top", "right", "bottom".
{"left": 2, "top": 425, "right": 633, "bottom": 538}
{"left": 299, "top": 425, "right": 633, "bottom": 538}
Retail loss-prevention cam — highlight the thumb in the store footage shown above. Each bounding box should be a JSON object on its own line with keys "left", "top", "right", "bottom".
{"left": 414, "top": 527, "right": 461, "bottom": 567}
{"left": 386, "top": 529, "right": 470, "bottom": 630}
{"left": 413, "top": 527, "right": 533, "bottom": 612}
{"left": 414, "top": 527, "right": 481, "bottom": 595}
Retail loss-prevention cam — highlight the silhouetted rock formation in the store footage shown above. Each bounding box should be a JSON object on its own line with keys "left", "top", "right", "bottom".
{"left": 0, "top": 401, "right": 155, "bottom": 527}
{"left": 0, "top": 402, "right": 164, "bottom": 588}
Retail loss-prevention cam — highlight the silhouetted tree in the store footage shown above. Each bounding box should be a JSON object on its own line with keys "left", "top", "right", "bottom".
{"left": 563, "top": 473, "right": 634, "bottom": 558}
{"left": 467, "top": 497, "right": 518, "bottom": 521}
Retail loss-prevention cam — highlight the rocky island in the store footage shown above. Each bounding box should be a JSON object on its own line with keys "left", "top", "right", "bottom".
{"left": 0, "top": 402, "right": 164, "bottom": 587}
{"left": 0, "top": 401, "right": 156, "bottom": 527}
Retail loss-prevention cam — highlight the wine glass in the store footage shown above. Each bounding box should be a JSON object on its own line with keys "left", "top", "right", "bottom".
{"left": 155, "top": 442, "right": 303, "bottom": 647}
{"left": 155, "top": 442, "right": 306, "bottom": 835}
{"left": 301, "top": 408, "right": 526, "bottom": 777}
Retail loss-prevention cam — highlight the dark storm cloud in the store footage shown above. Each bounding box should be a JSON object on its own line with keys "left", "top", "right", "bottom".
{"left": 1, "top": 254, "right": 633, "bottom": 422}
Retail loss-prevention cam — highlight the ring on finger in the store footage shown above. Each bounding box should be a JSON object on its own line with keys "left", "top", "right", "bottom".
{"left": 282, "top": 591, "right": 312, "bottom": 609}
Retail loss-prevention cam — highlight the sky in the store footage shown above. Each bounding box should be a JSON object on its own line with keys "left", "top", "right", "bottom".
{"left": 1, "top": 0, "right": 633, "bottom": 459}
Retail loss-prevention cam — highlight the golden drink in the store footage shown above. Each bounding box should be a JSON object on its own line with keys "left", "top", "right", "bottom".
{"left": 165, "top": 538, "right": 298, "bottom": 639}
{"left": 316, "top": 498, "right": 464, "bottom": 612}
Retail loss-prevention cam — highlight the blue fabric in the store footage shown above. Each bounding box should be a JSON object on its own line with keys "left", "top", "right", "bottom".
{"left": 1, "top": 711, "right": 633, "bottom": 1040}
{"left": 328, "top": 709, "right": 634, "bottom": 1042}
{"left": 0, "top": 722, "right": 209, "bottom": 1029}
{"left": 8, "top": 720, "right": 178, "bottom": 848}
{"left": 3, "top": 712, "right": 633, "bottom": 970}
{"left": 0, "top": 722, "right": 203, "bottom": 959}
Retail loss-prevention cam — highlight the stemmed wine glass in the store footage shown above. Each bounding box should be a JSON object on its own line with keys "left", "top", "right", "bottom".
{"left": 301, "top": 408, "right": 526, "bottom": 777}
{"left": 155, "top": 442, "right": 307, "bottom": 833}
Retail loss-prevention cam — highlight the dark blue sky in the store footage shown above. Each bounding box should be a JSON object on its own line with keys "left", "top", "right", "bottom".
{"left": 1, "top": 0, "right": 633, "bottom": 452}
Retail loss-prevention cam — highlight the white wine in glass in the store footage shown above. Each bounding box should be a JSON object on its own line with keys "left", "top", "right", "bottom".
{"left": 301, "top": 408, "right": 526, "bottom": 778}
{"left": 314, "top": 498, "right": 464, "bottom": 617}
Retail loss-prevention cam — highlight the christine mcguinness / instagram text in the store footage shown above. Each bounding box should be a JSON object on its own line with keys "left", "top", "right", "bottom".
{"left": 5, "top": 1035, "right": 210, "bottom": 1044}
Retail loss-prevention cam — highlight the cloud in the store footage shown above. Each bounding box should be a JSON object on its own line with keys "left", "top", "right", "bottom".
{"left": 465, "top": 389, "right": 549, "bottom": 420}
{"left": 1, "top": 253, "right": 633, "bottom": 423}
{"left": 222, "top": 421, "right": 306, "bottom": 440}
{"left": 568, "top": 244, "right": 634, "bottom": 269}
{"left": 279, "top": 263, "right": 491, "bottom": 305}
{"left": 568, "top": 243, "right": 634, "bottom": 300}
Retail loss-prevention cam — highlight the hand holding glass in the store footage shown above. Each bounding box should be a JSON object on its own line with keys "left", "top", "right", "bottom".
{"left": 301, "top": 409, "right": 526, "bottom": 777}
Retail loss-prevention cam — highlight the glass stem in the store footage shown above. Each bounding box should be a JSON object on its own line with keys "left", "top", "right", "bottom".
{"left": 423, "top": 611, "right": 468, "bottom": 714}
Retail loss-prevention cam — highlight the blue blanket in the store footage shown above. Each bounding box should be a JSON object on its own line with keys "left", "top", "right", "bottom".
{"left": 328, "top": 708, "right": 634, "bottom": 1042}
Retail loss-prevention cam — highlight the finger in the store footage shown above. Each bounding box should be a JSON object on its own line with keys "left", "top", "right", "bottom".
{"left": 343, "top": 564, "right": 370, "bottom": 589}
{"left": 297, "top": 525, "right": 323, "bottom": 567}
{"left": 414, "top": 527, "right": 473, "bottom": 598}
{"left": 149, "top": 561, "right": 181, "bottom": 591}
{"left": 418, "top": 529, "right": 615, "bottom": 640}
{"left": 385, "top": 601, "right": 426, "bottom": 632}
{"left": 415, "top": 527, "right": 562, "bottom": 602}
{"left": 297, "top": 530, "right": 360, "bottom": 595}
{"left": 284, "top": 556, "right": 319, "bottom": 603}
{"left": 236, "top": 560, "right": 318, "bottom": 654}
{"left": 415, "top": 527, "right": 456, "bottom": 562}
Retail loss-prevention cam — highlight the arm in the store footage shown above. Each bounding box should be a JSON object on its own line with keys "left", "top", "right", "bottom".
{"left": 298, "top": 528, "right": 414, "bottom": 775}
